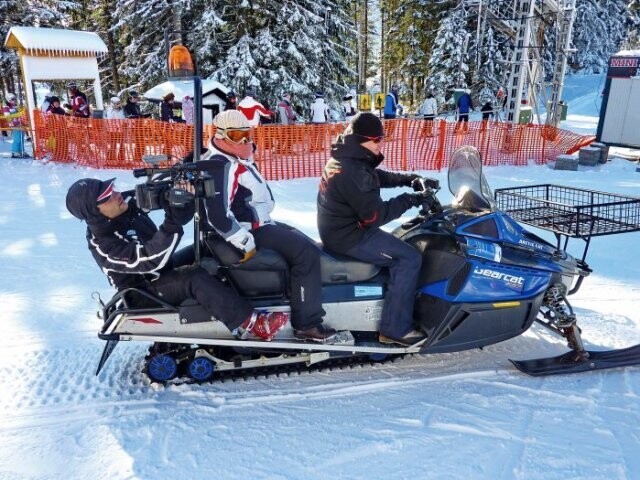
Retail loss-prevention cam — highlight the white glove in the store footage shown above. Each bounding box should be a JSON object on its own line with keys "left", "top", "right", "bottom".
{"left": 227, "top": 228, "right": 256, "bottom": 253}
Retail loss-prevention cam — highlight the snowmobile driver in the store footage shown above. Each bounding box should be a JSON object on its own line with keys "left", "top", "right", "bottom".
{"left": 317, "top": 112, "right": 440, "bottom": 346}
{"left": 65, "top": 178, "right": 288, "bottom": 341}
{"left": 198, "top": 110, "right": 337, "bottom": 342}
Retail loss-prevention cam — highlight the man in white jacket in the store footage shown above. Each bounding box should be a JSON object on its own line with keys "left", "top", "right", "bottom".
{"left": 200, "top": 110, "right": 337, "bottom": 342}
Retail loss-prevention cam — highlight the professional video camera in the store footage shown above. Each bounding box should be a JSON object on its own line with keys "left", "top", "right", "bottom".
{"left": 133, "top": 154, "right": 215, "bottom": 212}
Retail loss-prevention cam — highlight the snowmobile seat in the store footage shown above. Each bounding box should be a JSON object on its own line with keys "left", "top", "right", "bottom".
{"left": 203, "top": 234, "right": 288, "bottom": 297}
{"left": 319, "top": 249, "right": 381, "bottom": 284}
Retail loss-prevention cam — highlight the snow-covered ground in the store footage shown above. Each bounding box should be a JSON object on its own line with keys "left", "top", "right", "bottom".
{"left": 1, "top": 75, "right": 639, "bottom": 480}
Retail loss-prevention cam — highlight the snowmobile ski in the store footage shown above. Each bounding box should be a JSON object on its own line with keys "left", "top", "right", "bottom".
{"left": 510, "top": 343, "right": 640, "bottom": 376}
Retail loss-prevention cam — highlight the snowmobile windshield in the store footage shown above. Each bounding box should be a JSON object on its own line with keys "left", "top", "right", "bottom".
{"left": 447, "top": 146, "right": 495, "bottom": 213}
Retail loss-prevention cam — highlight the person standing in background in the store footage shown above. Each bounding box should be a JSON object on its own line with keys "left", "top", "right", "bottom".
{"left": 225, "top": 91, "right": 237, "bottom": 111}
{"left": 309, "top": 91, "right": 329, "bottom": 152}
{"left": 237, "top": 89, "right": 273, "bottom": 127}
{"left": 3, "top": 93, "right": 29, "bottom": 158}
{"left": 67, "top": 83, "right": 91, "bottom": 118}
{"left": 105, "top": 96, "right": 125, "bottom": 120}
{"left": 343, "top": 94, "right": 356, "bottom": 121}
{"left": 277, "top": 92, "right": 297, "bottom": 125}
{"left": 182, "top": 95, "right": 194, "bottom": 125}
{"left": 455, "top": 89, "right": 474, "bottom": 133}
{"left": 160, "top": 93, "right": 185, "bottom": 123}
{"left": 418, "top": 92, "right": 438, "bottom": 137}
{"left": 384, "top": 86, "right": 399, "bottom": 120}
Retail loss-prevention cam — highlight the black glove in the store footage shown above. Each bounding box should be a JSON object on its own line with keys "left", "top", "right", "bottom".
{"left": 405, "top": 174, "right": 421, "bottom": 187}
{"left": 409, "top": 191, "right": 434, "bottom": 208}
{"left": 409, "top": 191, "right": 442, "bottom": 214}
{"left": 411, "top": 176, "right": 440, "bottom": 192}
{"left": 159, "top": 190, "right": 195, "bottom": 233}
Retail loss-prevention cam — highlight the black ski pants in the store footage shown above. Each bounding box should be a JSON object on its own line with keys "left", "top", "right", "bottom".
{"left": 252, "top": 223, "right": 325, "bottom": 330}
{"left": 149, "top": 263, "right": 253, "bottom": 332}
{"left": 344, "top": 229, "right": 421, "bottom": 338}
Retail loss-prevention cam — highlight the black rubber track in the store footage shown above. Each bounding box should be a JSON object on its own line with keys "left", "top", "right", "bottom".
{"left": 144, "top": 342, "right": 407, "bottom": 385}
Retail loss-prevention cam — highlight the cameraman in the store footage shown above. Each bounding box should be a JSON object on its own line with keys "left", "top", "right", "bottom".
{"left": 65, "top": 178, "right": 287, "bottom": 341}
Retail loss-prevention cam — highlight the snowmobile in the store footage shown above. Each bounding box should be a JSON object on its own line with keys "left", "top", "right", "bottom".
{"left": 94, "top": 143, "right": 640, "bottom": 382}
{"left": 94, "top": 43, "right": 640, "bottom": 382}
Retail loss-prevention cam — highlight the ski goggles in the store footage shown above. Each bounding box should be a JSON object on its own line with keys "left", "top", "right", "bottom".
{"left": 356, "top": 134, "right": 385, "bottom": 144}
{"left": 218, "top": 127, "right": 252, "bottom": 144}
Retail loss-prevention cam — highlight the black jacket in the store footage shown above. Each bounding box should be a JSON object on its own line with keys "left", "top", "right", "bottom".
{"left": 317, "top": 135, "right": 416, "bottom": 252}
{"left": 124, "top": 100, "right": 145, "bottom": 119}
{"left": 84, "top": 196, "right": 184, "bottom": 290}
{"left": 161, "top": 101, "right": 184, "bottom": 122}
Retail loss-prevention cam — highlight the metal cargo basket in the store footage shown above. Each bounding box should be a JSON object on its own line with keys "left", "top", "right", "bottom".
{"left": 494, "top": 184, "right": 640, "bottom": 259}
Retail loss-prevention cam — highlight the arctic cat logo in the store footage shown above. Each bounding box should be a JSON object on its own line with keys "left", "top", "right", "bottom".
{"left": 519, "top": 239, "right": 542, "bottom": 249}
{"left": 473, "top": 267, "right": 525, "bottom": 285}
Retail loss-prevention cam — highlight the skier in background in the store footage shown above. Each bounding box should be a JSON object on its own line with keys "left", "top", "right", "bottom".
{"left": 455, "top": 89, "right": 474, "bottom": 133}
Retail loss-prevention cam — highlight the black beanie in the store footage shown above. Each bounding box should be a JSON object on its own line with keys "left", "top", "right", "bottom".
{"left": 66, "top": 178, "right": 115, "bottom": 224}
{"left": 349, "top": 112, "right": 384, "bottom": 142}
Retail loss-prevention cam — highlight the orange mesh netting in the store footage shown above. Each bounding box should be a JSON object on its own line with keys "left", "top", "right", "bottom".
{"left": 32, "top": 112, "right": 594, "bottom": 179}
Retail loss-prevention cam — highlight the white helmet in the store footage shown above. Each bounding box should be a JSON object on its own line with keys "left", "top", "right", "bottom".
{"left": 110, "top": 96, "right": 121, "bottom": 105}
{"left": 7, "top": 93, "right": 17, "bottom": 102}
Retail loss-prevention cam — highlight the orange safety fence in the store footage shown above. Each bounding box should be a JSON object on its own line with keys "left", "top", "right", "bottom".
{"left": 31, "top": 111, "right": 594, "bottom": 179}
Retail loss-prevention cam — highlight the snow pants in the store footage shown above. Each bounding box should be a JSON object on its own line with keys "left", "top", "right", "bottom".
{"left": 149, "top": 264, "right": 253, "bottom": 332}
{"left": 252, "top": 223, "right": 325, "bottom": 330}
{"left": 344, "top": 228, "right": 421, "bottom": 338}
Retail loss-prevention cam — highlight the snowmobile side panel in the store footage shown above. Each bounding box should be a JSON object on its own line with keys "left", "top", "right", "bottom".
{"left": 420, "top": 260, "right": 551, "bottom": 303}
{"left": 510, "top": 343, "right": 640, "bottom": 376}
{"left": 321, "top": 282, "right": 385, "bottom": 302}
{"left": 417, "top": 293, "right": 543, "bottom": 353}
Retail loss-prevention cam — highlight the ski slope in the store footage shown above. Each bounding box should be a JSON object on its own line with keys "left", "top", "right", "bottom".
{"left": 1, "top": 74, "right": 639, "bottom": 480}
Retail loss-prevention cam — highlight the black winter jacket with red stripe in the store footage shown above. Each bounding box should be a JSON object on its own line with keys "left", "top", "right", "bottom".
{"left": 317, "top": 135, "right": 417, "bottom": 253}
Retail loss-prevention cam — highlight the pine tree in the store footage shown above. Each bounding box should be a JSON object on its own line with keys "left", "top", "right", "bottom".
{"left": 627, "top": 0, "right": 640, "bottom": 48}
{"left": 426, "top": 4, "right": 470, "bottom": 107}
{"left": 209, "top": 0, "right": 355, "bottom": 111}
{"left": 0, "top": 0, "right": 75, "bottom": 97}
{"left": 112, "top": 0, "right": 189, "bottom": 90}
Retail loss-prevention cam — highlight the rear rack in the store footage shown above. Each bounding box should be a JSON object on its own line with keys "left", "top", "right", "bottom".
{"left": 494, "top": 184, "right": 640, "bottom": 261}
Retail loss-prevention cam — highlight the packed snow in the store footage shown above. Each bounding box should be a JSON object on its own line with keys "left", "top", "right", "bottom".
{"left": 1, "top": 75, "right": 639, "bottom": 480}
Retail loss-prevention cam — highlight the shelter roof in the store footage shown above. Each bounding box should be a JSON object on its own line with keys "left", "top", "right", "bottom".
{"left": 614, "top": 49, "right": 640, "bottom": 57}
{"left": 143, "top": 79, "right": 229, "bottom": 105}
{"left": 4, "top": 27, "right": 108, "bottom": 56}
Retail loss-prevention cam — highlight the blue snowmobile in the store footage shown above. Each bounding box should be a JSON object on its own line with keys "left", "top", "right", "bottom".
{"left": 95, "top": 142, "right": 640, "bottom": 382}
{"left": 94, "top": 43, "right": 640, "bottom": 382}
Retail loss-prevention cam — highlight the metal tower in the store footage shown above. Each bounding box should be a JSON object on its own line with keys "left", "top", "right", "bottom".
{"left": 467, "top": 0, "right": 577, "bottom": 125}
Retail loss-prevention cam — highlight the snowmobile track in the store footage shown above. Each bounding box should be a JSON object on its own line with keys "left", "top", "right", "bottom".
{"left": 145, "top": 343, "right": 409, "bottom": 385}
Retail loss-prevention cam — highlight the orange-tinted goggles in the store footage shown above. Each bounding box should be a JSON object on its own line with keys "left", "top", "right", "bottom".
{"left": 221, "top": 128, "right": 252, "bottom": 144}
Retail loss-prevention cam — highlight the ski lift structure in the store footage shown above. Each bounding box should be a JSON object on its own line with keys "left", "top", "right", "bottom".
{"left": 465, "top": 0, "right": 576, "bottom": 127}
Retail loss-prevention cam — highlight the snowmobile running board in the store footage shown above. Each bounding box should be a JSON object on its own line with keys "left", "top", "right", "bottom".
{"left": 510, "top": 343, "right": 640, "bottom": 376}
{"left": 115, "top": 332, "right": 428, "bottom": 354}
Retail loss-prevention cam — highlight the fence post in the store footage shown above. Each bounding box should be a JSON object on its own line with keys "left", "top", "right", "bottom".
{"left": 436, "top": 120, "right": 446, "bottom": 170}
